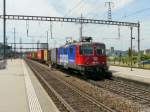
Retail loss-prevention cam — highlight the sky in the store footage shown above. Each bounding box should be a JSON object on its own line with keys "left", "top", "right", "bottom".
{"left": 0, "top": 0, "right": 150, "bottom": 51}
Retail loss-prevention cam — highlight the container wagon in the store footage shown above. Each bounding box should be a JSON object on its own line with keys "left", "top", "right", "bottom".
{"left": 37, "top": 50, "right": 44, "bottom": 63}
{"left": 44, "top": 49, "right": 51, "bottom": 65}
{"left": 51, "top": 48, "right": 58, "bottom": 67}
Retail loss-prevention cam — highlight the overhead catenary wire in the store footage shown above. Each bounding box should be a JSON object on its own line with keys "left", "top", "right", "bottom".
{"left": 85, "top": 8, "right": 150, "bottom": 40}
{"left": 86, "top": 7, "right": 150, "bottom": 33}
{"left": 85, "top": 8, "right": 150, "bottom": 39}
{"left": 80, "top": 0, "right": 102, "bottom": 18}
{"left": 26, "top": 20, "right": 29, "bottom": 37}
{"left": 84, "top": 2, "right": 114, "bottom": 33}
{"left": 121, "top": 8, "right": 150, "bottom": 19}
{"left": 64, "top": 0, "right": 85, "bottom": 17}
{"left": 25, "top": 21, "right": 48, "bottom": 39}
{"left": 50, "top": 21, "right": 53, "bottom": 39}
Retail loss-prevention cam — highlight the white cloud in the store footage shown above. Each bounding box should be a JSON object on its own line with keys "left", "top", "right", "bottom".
{"left": 1, "top": 0, "right": 150, "bottom": 50}
{"left": 112, "top": 0, "right": 134, "bottom": 10}
{"left": 0, "top": 0, "right": 135, "bottom": 18}
{"left": 5, "top": 0, "right": 60, "bottom": 16}
{"left": 61, "top": 0, "right": 106, "bottom": 17}
{"left": 58, "top": 0, "right": 134, "bottom": 18}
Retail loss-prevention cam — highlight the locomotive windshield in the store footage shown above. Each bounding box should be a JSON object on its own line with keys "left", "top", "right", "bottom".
{"left": 80, "top": 44, "right": 93, "bottom": 55}
{"left": 96, "top": 45, "right": 105, "bottom": 55}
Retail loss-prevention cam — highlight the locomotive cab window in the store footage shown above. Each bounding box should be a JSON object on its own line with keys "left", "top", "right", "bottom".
{"left": 96, "top": 45, "right": 105, "bottom": 55}
{"left": 80, "top": 44, "right": 93, "bottom": 55}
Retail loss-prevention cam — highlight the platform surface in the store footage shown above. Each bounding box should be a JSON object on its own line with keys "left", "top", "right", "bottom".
{"left": 110, "top": 66, "right": 150, "bottom": 84}
{"left": 0, "top": 59, "right": 60, "bottom": 112}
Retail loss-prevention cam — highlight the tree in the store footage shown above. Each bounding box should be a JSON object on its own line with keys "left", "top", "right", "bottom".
{"left": 128, "top": 48, "right": 131, "bottom": 57}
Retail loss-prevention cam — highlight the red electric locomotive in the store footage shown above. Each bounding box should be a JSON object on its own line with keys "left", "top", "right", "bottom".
{"left": 52, "top": 37, "right": 111, "bottom": 78}
{"left": 74, "top": 37, "right": 110, "bottom": 78}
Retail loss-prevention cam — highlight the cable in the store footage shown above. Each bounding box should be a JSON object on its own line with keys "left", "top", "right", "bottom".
{"left": 121, "top": 8, "right": 150, "bottom": 19}
{"left": 26, "top": 20, "right": 29, "bottom": 37}
{"left": 80, "top": 0, "right": 107, "bottom": 18}
{"left": 85, "top": 8, "right": 150, "bottom": 34}
{"left": 83, "top": 2, "right": 113, "bottom": 32}
{"left": 64, "top": 0, "right": 85, "bottom": 17}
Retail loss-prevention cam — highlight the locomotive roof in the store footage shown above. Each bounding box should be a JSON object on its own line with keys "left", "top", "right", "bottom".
{"left": 59, "top": 41, "right": 105, "bottom": 48}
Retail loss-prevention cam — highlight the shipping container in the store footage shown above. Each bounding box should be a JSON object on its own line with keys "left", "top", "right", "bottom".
{"left": 44, "top": 50, "right": 51, "bottom": 61}
{"left": 37, "top": 50, "right": 44, "bottom": 60}
{"left": 44, "top": 50, "right": 48, "bottom": 61}
{"left": 27, "top": 52, "right": 32, "bottom": 59}
{"left": 51, "top": 48, "right": 57, "bottom": 65}
{"left": 31, "top": 52, "right": 37, "bottom": 59}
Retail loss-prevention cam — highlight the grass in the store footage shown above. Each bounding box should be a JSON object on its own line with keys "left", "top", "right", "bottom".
{"left": 109, "top": 61, "right": 150, "bottom": 70}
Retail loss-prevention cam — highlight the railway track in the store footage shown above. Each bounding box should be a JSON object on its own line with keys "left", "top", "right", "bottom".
{"left": 89, "top": 78, "right": 150, "bottom": 107}
{"left": 27, "top": 60, "right": 74, "bottom": 112}
{"left": 114, "top": 77, "right": 150, "bottom": 93}
{"left": 57, "top": 66, "right": 150, "bottom": 107}
{"left": 26, "top": 59, "right": 116, "bottom": 112}
{"left": 55, "top": 64, "right": 150, "bottom": 107}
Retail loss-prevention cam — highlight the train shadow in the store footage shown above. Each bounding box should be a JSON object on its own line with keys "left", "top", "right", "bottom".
{"left": 55, "top": 67, "right": 112, "bottom": 82}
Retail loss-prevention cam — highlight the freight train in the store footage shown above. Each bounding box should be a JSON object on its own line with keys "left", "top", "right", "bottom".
{"left": 27, "top": 37, "right": 112, "bottom": 78}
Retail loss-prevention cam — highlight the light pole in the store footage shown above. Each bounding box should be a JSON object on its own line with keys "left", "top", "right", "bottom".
{"left": 50, "top": 22, "right": 53, "bottom": 39}
{"left": 14, "top": 28, "right": 16, "bottom": 58}
{"left": 46, "top": 31, "right": 49, "bottom": 50}
{"left": 80, "top": 14, "right": 83, "bottom": 39}
{"left": 137, "top": 21, "right": 140, "bottom": 67}
{"left": 3, "top": 0, "right": 6, "bottom": 60}
{"left": 130, "top": 27, "right": 135, "bottom": 71}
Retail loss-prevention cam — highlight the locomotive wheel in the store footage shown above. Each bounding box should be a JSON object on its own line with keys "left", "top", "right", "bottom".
{"left": 104, "top": 71, "right": 112, "bottom": 79}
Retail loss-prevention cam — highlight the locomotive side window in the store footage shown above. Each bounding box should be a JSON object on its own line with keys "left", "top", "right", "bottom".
{"left": 70, "top": 47, "right": 73, "bottom": 54}
{"left": 96, "top": 45, "right": 105, "bottom": 55}
{"left": 64, "top": 48, "right": 67, "bottom": 54}
{"left": 61, "top": 48, "right": 63, "bottom": 54}
{"left": 80, "top": 44, "right": 93, "bottom": 55}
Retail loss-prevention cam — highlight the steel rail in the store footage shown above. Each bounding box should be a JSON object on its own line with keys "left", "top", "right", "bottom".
{"left": 28, "top": 59, "right": 116, "bottom": 112}
{"left": 90, "top": 79, "right": 150, "bottom": 106}
{"left": 27, "top": 60, "right": 75, "bottom": 112}
{"left": 50, "top": 71, "right": 116, "bottom": 112}
{"left": 28, "top": 59, "right": 150, "bottom": 107}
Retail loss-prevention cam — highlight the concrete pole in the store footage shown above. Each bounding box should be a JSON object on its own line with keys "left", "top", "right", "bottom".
{"left": 80, "top": 14, "right": 83, "bottom": 40}
{"left": 137, "top": 22, "right": 141, "bottom": 67}
{"left": 46, "top": 31, "right": 49, "bottom": 50}
{"left": 130, "top": 27, "right": 135, "bottom": 71}
{"left": 3, "top": 0, "right": 6, "bottom": 60}
{"left": 50, "top": 22, "right": 53, "bottom": 39}
{"left": 14, "top": 28, "right": 16, "bottom": 58}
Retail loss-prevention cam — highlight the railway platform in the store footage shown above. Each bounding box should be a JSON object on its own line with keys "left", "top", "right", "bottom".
{"left": 0, "top": 59, "right": 59, "bottom": 112}
{"left": 110, "top": 66, "right": 150, "bottom": 84}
